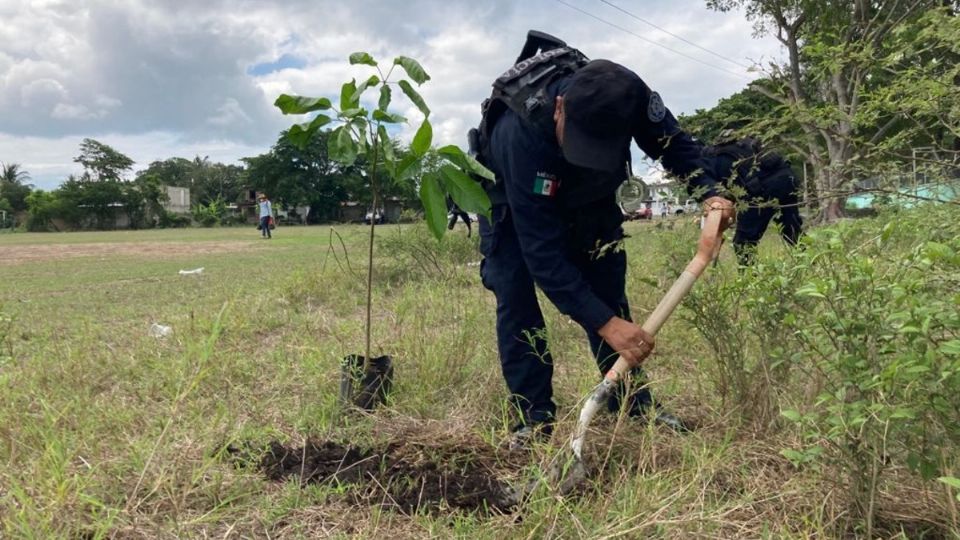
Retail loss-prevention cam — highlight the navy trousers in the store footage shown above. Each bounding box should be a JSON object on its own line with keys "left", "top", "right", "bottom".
{"left": 733, "top": 204, "right": 802, "bottom": 265}
{"left": 479, "top": 206, "right": 652, "bottom": 427}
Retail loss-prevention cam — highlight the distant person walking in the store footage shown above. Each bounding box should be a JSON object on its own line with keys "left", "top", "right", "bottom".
{"left": 258, "top": 193, "right": 273, "bottom": 239}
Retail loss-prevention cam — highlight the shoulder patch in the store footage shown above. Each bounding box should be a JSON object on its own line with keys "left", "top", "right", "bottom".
{"left": 647, "top": 92, "right": 666, "bottom": 123}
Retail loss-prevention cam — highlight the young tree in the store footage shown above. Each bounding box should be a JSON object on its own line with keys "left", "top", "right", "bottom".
{"left": 275, "top": 52, "right": 492, "bottom": 381}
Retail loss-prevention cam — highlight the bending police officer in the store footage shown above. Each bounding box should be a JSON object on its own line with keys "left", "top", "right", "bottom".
{"left": 706, "top": 132, "right": 803, "bottom": 266}
{"left": 473, "top": 32, "right": 735, "bottom": 447}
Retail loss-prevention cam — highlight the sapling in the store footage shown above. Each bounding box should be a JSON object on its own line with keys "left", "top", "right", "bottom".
{"left": 275, "top": 52, "right": 492, "bottom": 402}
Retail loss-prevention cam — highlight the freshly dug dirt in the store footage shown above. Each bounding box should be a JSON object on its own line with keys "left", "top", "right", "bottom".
{"left": 232, "top": 439, "right": 514, "bottom": 513}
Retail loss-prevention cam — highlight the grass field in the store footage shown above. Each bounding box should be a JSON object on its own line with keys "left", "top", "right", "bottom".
{"left": 0, "top": 218, "right": 954, "bottom": 538}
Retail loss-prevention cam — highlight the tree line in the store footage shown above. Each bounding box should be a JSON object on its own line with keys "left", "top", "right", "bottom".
{"left": 1, "top": 130, "right": 426, "bottom": 231}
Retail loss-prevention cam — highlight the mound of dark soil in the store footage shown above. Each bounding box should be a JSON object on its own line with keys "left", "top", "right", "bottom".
{"left": 232, "top": 439, "right": 514, "bottom": 513}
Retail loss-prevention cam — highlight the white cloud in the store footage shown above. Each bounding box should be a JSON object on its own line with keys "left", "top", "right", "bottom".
{"left": 0, "top": 0, "right": 784, "bottom": 187}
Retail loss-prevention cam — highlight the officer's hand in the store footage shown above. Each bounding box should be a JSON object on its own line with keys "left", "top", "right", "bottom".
{"left": 703, "top": 196, "right": 736, "bottom": 232}
{"left": 598, "top": 316, "right": 655, "bottom": 367}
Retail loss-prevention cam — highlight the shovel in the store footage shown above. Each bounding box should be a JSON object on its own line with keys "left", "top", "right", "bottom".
{"left": 503, "top": 208, "right": 728, "bottom": 504}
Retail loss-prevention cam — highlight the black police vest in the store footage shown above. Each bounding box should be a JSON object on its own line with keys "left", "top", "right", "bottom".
{"left": 706, "top": 137, "right": 798, "bottom": 202}
{"left": 470, "top": 45, "right": 628, "bottom": 208}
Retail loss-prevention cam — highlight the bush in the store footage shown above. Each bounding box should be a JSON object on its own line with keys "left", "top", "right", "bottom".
{"left": 397, "top": 208, "right": 421, "bottom": 223}
{"left": 191, "top": 198, "right": 228, "bottom": 227}
{"left": 157, "top": 211, "right": 191, "bottom": 228}
{"left": 682, "top": 257, "right": 804, "bottom": 427}
{"left": 779, "top": 207, "right": 960, "bottom": 531}
{"left": 681, "top": 203, "right": 960, "bottom": 533}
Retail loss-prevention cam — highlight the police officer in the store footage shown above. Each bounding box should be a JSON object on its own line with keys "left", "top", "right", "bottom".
{"left": 707, "top": 132, "right": 803, "bottom": 266}
{"left": 447, "top": 195, "right": 473, "bottom": 237}
{"left": 474, "top": 33, "right": 735, "bottom": 447}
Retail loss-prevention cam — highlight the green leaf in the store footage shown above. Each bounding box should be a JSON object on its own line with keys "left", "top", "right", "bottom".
{"left": 394, "top": 56, "right": 431, "bottom": 85}
{"left": 780, "top": 409, "right": 802, "bottom": 422}
{"left": 437, "top": 145, "right": 495, "bottom": 181}
{"left": 796, "top": 284, "right": 825, "bottom": 299}
{"left": 881, "top": 221, "right": 895, "bottom": 242}
{"left": 286, "top": 114, "right": 332, "bottom": 149}
{"left": 372, "top": 110, "right": 406, "bottom": 123}
{"left": 419, "top": 173, "right": 447, "bottom": 239}
{"left": 378, "top": 85, "right": 391, "bottom": 111}
{"left": 439, "top": 164, "right": 491, "bottom": 217}
{"left": 352, "top": 120, "right": 369, "bottom": 153}
{"left": 411, "top": 120, "right": 432, "bottom": 157}
{"left": 919, "top": 460, "right": 939, "bottom": 481}
{"left": 340, "top": 79, "right": 358, "bottom": 110}
{"left": 779, "top": 449, "right": 806, "bottom": 465}
{"left": 377, "top": 125, "right": 395, "bottom": 163}
{"left": 395, "top": 154, "right": 421, "bottom": 182}
{"left": 328, "top": 126, "right": 358, "bottom": 167}
{"left": 940, "top": 340, "right": 960, "bottom": 356}
{"left": 939, "top": 476, "right": 960, "bottom": 490}
{"left": 889, "top": 408, "right": 915, "bottom": 420}
{"left": 349, "top": 52, "right": 378, "bottom": 66}
{"left": 398, "top": 79, "right": 430, "bottom": 118}
{"left": 350, "top": 75, "right": 381, "bottom": 104}
{"left": 340, "top": 108, "right": 366, "bottom": 119}
{"left": 274, "top": 94, "right": 332, "bottom": 115}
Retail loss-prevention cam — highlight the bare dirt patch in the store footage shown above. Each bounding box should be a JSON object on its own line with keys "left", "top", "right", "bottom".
{"left": 0, "top": 241, "right": 254, "bottom": 265}
{"left": 227, "top": 438, "right": 516, "bottom": 514}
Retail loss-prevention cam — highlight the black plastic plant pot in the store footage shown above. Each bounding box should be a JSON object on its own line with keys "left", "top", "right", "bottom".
{"left": 339, "top": 354, "right": 394, "bottom": 410}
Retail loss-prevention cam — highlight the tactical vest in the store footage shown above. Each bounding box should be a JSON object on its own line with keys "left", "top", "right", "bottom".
{"left": 468, "top": 32, "right": 626, "bottom": 208}
{"left": 478, "top": 45, "right": 589, "bottom": 151}
{"left": 706, "top": 137, "right": 798, "bottom": 202}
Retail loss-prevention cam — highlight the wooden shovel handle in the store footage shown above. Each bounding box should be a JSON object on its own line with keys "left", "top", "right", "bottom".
{"left": 605, "top": 209, "right": 725, "bottom": 380}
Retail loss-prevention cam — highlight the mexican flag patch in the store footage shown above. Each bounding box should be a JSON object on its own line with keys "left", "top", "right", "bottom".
{"left": 533, "top": 172, "right": 559, "bottom": 197}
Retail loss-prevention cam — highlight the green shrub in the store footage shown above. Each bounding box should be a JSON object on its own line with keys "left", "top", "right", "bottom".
{"left": 780, "top": 206, "right": 960, "bottom": 530}
{"left": 681, "top": 203, "right": 960, "bottom": 533}
{"left": 191, "top": 197, "right": 227, "bottom": 227}
{"left": 157, "top": 211, "right": 191, "bottom": 228}
{"left": 683, "top": 255, "right": 805, "bottom": 427}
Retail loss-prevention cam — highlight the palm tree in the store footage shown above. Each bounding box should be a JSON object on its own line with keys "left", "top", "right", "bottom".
{"left": 1, "top": 162, "right": 35, "bottom": 213}
{"left": 1, "top": 162, "right": 31, "bottom": 186}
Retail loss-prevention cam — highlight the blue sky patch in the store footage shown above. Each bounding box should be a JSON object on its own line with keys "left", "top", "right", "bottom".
{"left": 247, "top": 54, "right": 307, "bottom": 76}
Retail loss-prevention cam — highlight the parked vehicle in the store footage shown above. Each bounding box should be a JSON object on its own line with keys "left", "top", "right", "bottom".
{"left": 364, "top": 209, "right": 385, "bottom": 224}
{"left": 622, "top": 204, "right": 653, "bottom": 221}
{"left": 673, "top": 199, "right": 699, "bottom": 215}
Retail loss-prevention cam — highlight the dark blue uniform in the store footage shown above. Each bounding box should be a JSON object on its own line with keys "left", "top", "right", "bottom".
{"left": 710, "top": 148, "right": 803, "bottom": 265}
{"left": 479, "top": 76, "right": 719, "bottom": 429}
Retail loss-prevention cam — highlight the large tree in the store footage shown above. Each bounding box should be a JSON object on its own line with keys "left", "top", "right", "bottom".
{"left": 243, "top": 129, "right": 346, "bottom": 221}
{"left": 707, "top": 0, "right": 949, "bottom": 221}
{"left": 74, "top": 138, "right": 135, "bottom": 182}
{"left": 137, "top": 156, "right": 244, "bottom": 205}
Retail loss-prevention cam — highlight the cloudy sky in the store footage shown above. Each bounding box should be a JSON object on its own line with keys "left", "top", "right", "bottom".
{"left": 0, "top": 0, "right": 783, "bottom": 189}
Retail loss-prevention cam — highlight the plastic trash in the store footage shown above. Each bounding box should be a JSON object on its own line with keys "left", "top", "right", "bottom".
{"left": 149, "top": 323, "right": 172, "bottom": 338}
{"left": 466, "top": 261, "right": 481, "bottom": 267}
{"left": 178, "top": 267, "right": 204, "bottom": 275}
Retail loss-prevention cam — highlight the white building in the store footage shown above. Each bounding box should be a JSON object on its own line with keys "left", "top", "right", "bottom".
{"left": 164, "top": 186, "right": 190, "bottom": 214}
{"left": 640, "top": 168, "right": 696, "bottom": 216}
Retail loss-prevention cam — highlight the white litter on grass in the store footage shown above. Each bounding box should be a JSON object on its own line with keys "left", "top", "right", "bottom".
{"left": 149, "top": 323, "right": 172, "bottom": 338}
{"left": 178, "top": 267, "right": 204, "bottom": 275}
{"left": 466, "top": 261, "right": 481, "bottom": 267}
